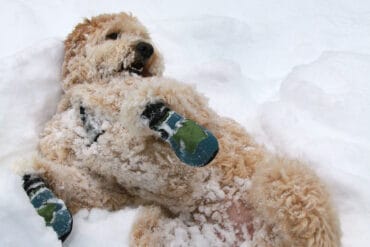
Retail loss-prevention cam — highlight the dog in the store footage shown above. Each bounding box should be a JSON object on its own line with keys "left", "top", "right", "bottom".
{"left": 33, "top": 13, "right": 341, "bottom": 246}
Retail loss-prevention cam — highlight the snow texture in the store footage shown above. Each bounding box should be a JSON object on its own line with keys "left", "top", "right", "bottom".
{"left": 64, "top": 208, "right": 137, "bottom": 247}
{"left": 1, "top": 0, "right": 370, "bottom": 246}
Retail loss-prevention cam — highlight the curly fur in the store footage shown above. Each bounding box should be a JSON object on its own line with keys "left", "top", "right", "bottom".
{"left": 32, "top": 12, "right": 341, "bottom": 246}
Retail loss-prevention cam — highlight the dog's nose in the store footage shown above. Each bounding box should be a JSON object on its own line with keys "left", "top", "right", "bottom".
{"left": 135, "top": 42, "right": 154, "bottom": 59}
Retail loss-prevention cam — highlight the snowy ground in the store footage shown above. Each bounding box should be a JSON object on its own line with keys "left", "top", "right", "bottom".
{"left": 1, "top": 0, "right": 370, "bottom": 246}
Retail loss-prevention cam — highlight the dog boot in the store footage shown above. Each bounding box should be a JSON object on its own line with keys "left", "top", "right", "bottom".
{"left": 141, "top": 102, "right": 219, "bottom": 167}
{"left": 22, "top": 174, "right": 73, "bottom": 242}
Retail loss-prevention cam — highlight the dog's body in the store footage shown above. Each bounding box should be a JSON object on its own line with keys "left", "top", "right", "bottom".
{"left": 34, "top": 13, "right": 341, "bottom": 246}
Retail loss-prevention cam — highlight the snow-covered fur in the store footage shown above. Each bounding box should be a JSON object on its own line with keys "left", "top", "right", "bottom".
{"left": 34, "top": 13, "right": 341, "bottom": 246}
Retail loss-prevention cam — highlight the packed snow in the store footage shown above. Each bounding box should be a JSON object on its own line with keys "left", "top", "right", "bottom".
{"left": 1, "top": 0, "right": 370, "bottom": 246}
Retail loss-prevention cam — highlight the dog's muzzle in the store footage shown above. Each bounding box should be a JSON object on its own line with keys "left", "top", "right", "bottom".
{"left": 129, "top": 42, "right": 153, "bottom": 74}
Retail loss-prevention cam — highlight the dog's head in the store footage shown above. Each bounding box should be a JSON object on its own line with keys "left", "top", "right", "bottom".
{"left": 62, "top": 13, "right": 164, "bottom": 90}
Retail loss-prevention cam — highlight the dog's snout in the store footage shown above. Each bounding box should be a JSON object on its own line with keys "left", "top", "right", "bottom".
{"left": 135, "top": 42, "right": 153, "bottom": 59}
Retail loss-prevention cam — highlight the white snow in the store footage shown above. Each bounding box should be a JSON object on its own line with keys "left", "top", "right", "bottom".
{"left": 64, "top": 208, "right": 138, "bottom": 247}
{"left": 1, "top": 0, "right": 370, "bottom": 246}
{"left": 0, "top": 39, "right": 62, "bottom": 166}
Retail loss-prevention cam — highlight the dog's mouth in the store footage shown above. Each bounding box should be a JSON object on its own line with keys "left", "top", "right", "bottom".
{"left": 120, "top": 59, "right": 145, "bottom": 75}
{"left": 116, "top": 58, "right": 151, "bottom": 77}
{"left": 116, "top": 42, "right": 154, "bottom": 77}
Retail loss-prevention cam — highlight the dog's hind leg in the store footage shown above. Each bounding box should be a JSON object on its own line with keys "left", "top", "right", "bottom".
{"left": 248, "top": 157, "right": 341, "bottom": 247}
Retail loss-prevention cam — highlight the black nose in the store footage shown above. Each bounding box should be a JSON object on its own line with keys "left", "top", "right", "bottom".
{"left": 135, "top": 42, "right": 154, "bottom": 59}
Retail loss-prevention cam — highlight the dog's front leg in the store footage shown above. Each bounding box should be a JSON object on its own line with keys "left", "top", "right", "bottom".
{"left": 33, "top": 158, "right": 131, "bottom": 214}
{"left": 120, "top": 77, "right": 219, "bottom": 167}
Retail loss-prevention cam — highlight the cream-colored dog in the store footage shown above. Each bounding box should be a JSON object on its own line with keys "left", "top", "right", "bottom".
{"left": 33, "top": 13, "right": 341, "bottom": 246}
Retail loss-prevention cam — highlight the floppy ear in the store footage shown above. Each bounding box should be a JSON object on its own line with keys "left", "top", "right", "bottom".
{"left": 62, "top": 14, "right": 121, "bottom": 82}
{"left": 62, "top": 18, "right": 94, "bottom": 80}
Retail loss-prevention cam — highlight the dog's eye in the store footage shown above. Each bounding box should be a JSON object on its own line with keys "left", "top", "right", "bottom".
{"left": 106, "top": 32, "right": 119, "bottom": 40}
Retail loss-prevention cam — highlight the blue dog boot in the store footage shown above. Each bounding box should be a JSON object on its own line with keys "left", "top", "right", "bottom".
{"left": 22, "top": 174, "right": 73, "bottom": 242}
{"left": 141, "top": 102, "right": 219, "bottom": 167}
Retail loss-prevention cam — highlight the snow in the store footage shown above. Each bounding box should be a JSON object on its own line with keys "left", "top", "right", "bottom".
{"left": 0, "top": 39, "right": 62, "bottom": 166}
{"left": 1, "top": 0, "right": 370, "bottom": 246}
{"left": 64, "top": 208, "right": 137, "bottom": 247}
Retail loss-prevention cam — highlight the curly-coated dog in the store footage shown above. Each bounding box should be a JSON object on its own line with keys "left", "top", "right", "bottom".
{"left": 32, "top": 13, "right": 341, "bottom": 246}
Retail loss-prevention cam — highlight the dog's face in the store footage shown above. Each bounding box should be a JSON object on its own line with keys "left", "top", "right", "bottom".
{"left": 62, "top": 13, "right": 164, "bottom": 90}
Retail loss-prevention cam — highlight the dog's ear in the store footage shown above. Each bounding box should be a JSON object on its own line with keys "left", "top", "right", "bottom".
{"left": 62, "top": 14, "right": 120, "bottom": 82}
{"left": 62, "top": 18, "right": 94, "bottom": 80}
